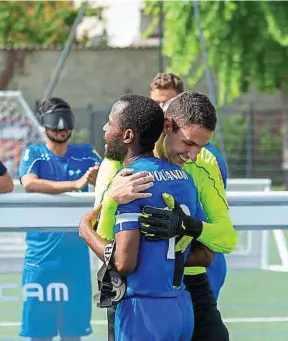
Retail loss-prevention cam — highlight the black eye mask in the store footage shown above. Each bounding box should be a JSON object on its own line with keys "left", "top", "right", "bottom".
{"left": 40, "top": 108, "right": 75, "bottom": 130}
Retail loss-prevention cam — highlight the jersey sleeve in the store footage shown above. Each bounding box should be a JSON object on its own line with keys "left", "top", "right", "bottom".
{"left": 114, "top": 202, "right": 141, "bottom": 234}
{"left": 94, "top": 158, "right": 122, "bottom": 241}
{"left": 0, "top": 161, "right": 7, "bottom": 176}
{"left": 184, "top": 154, "right": 238, "bottom": 254}
{"left": 18, "top": 146, "right": 41, "bottom": 181}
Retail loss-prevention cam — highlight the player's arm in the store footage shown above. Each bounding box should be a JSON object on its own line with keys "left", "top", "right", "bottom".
{"left": 18, "top": 146, "right": 98, "bottom": 194}
{"left": 193, "top": 160, "right": 237, "bottom": 254}
{"left": 79, "top": 204, "right": 141, "bottom": 276}
{"left": 95, "top": 158, "right": 153, "bottom": 241}
{"left": 21, "top": 167, "right": 99, "bottom": 194}
{"left": 114, "top": 230, "right": 140, "bottom": 276}
{"left": 185, "top": 241, "right": 213, "bottom": 267}
{"left": 0, "top": 161, "right": 14, "bottom": 193}
{"left": 140, "top": 164, "right": 237, "bottom": 254}
{"left": 79, "top": 208, "right": 108, "bottom": 261}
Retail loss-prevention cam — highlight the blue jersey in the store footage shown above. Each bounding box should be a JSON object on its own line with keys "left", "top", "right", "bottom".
{"left": 0, "top": 160, "right": 7, "bottom": 175}
{"left": 19, "top": 143, "right": 101, "bottom": 272}
{"left": 114, "top": 156, "right": 198, "bottom": 298}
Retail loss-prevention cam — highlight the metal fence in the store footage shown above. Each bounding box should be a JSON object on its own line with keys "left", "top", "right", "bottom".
{"left": 218, "top": 105, "right": 283, "bottom": 184}
{"left": 1, "top": 97, "right": 284, "bottom": 186}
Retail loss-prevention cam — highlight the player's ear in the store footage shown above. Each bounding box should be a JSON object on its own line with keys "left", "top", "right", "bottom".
{"left": 123, "top": 129, "right": 134, "bottom": 144}
{"left": 163, "top": 118, "right": 172, "bottom": 135}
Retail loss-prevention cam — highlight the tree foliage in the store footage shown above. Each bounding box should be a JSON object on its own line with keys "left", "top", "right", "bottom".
{"left": 145, "top": 1, "right": 288, "bottom": 106}
{"left": 0, "top": 1, "right": 99, "bottom": 45}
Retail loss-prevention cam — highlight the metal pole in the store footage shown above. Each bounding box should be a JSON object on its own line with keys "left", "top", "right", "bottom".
{"left": 192, "top": 0, "right": 226, "bottom": 160}
{"left": 43, "top": 1, "right": 88, "bottom": 100}
{"left": 158, "top": 1, "right": 164, "bottom": 72}
{"left": 88, "top": 104, "right": 95, "bottom": 146}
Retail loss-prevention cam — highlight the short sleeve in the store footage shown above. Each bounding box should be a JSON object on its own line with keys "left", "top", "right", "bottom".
{"left": 114, "top": 202, "right": 141, "bottom": 234}
{"left": 0, "top": 161, "right": 7, "bottom": 176}
{"left": 19, "top": 146, "right": 40, "bottom": 181}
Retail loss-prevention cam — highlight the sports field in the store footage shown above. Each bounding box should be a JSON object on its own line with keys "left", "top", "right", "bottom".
{"left": 1, "top": 269, "right": 288, "bottom": 341}
{"left": 1, "top": 231, "right": 288, "bottom": 341}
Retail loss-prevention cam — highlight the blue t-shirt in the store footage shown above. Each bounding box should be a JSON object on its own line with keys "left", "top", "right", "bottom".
{"left": 0, "top": 160, "right": 7, "bottom": 176}
{"left": 18, "top": 143, "right": 101, "bottom": 272}
{"left": 114, "top": 156, "right": 198, "bottom": 298}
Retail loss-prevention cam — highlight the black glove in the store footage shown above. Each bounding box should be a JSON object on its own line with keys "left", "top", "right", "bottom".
{"left": 139, "top": 205, "right": 181, "bottom": 241}
{"left": 139, "top": 195, "right": 203, "bottom": 241}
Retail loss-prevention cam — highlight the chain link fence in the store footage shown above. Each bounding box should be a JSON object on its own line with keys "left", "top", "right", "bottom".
{"left": 217, "top": 106, "right": 283, "bottom": 185}
{"left": 1, "top": 97, "right": 283, "bottom": 186}
{"left": 84, "top": 104, "right": 284, "bottom": 186}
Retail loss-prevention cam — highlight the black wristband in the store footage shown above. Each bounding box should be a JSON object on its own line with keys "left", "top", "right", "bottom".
{"left": 183, "top": 216, "right": 203, "bottom": 239}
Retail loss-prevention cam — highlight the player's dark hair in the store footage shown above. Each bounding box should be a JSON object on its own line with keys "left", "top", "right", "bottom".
{"left": 116, "top": 94, "right": 164, "bottom": 153}
{"left": 165, "top": 91, "right": 217, "bottom": 131}
{"left": 38, "top": 97, "right": 71, "bottom": 115}
{"left": 150, "top": 73, "right": 184, "bottom": 94}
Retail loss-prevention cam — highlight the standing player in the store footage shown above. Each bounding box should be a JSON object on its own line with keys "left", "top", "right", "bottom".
{"left": 150, "top": 73, "right": 229, "bottom": 301}
{"left": 93, "top": 90, "right": 234, "bottom": 341}
{"left": 79, "top": 94, "right": 204, "bottom": 341}
{"left": 0, "top": 160, "right": 14, "bottom": 193}
{"left": 19, "top": 97, "right": 100, "bottom": 341}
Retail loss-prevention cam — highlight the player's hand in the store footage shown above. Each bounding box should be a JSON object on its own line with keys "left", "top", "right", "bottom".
{"left": 86, "top": 163, "right": 100, "bottom": 186}
{"left": 107, "top": 168, "right": 153, "bottom": 205}
{"left": 75, "top": 163, "right": 100, "bottom": 190}
{"left": 139, "top": 193, "right": 203, "bottom": 241}
{"left": 79, "top": 205, "right": 101, "bottom": 239}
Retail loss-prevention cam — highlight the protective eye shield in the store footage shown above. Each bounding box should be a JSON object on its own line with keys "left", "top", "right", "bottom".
{"left": 40, "top": 108, "right": 75, "bottom": 130}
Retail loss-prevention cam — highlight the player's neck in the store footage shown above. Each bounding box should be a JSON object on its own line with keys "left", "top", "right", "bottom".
{"left": 46, "top": 140, "right": 68, "bottom": 156}
{"left": 123, "top": 150, "right": 154, "bottom": 167}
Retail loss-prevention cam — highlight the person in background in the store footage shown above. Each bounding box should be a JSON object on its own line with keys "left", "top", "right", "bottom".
{"left": 18, "top": 97, "right": 100, "bottom": 341}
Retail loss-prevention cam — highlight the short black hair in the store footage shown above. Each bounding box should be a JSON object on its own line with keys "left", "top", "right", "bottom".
{"left": 150, "top": 73, "right": 184, "bottom": 94}
{"left": 165, "top": 91, "right": 217, "bottom": 131}
{"left": 115, "top": 94, "right": 164, "bottom": 153}
{"left": 38, "top": 97, "right": 70, "bottom": 115}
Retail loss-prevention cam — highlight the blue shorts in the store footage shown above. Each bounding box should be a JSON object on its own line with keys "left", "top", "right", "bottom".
{"left": 19, "top": 268, "right": 92, "bottom": 338}
{"left": 115, "top": 291, "right": 193, "bottom": 341}
{"left": 206, "top": 253, "right": 227, "bottom": 300}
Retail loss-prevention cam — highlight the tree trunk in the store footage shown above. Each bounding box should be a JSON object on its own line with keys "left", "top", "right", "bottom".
{"left": 0, "top": 49, "right": 27, "bottom": 90}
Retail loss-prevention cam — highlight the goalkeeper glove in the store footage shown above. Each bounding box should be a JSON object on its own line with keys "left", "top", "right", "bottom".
{"left": 139, "top": 193, "right": 203, "bottom": 241}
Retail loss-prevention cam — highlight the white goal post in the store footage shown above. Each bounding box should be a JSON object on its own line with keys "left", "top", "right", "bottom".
{"left": 0, "top": 90, "right": 44, "bottom": 179}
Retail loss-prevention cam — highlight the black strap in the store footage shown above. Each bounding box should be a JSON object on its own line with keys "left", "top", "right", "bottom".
{"left": 173, "top": 251, "right": 185, "bottom": 288}
{"left": 173, "top": 235, "right": 185, "bottom": 288}
{"left": 94, "top": 242, "right": 126, "bottom": 308}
